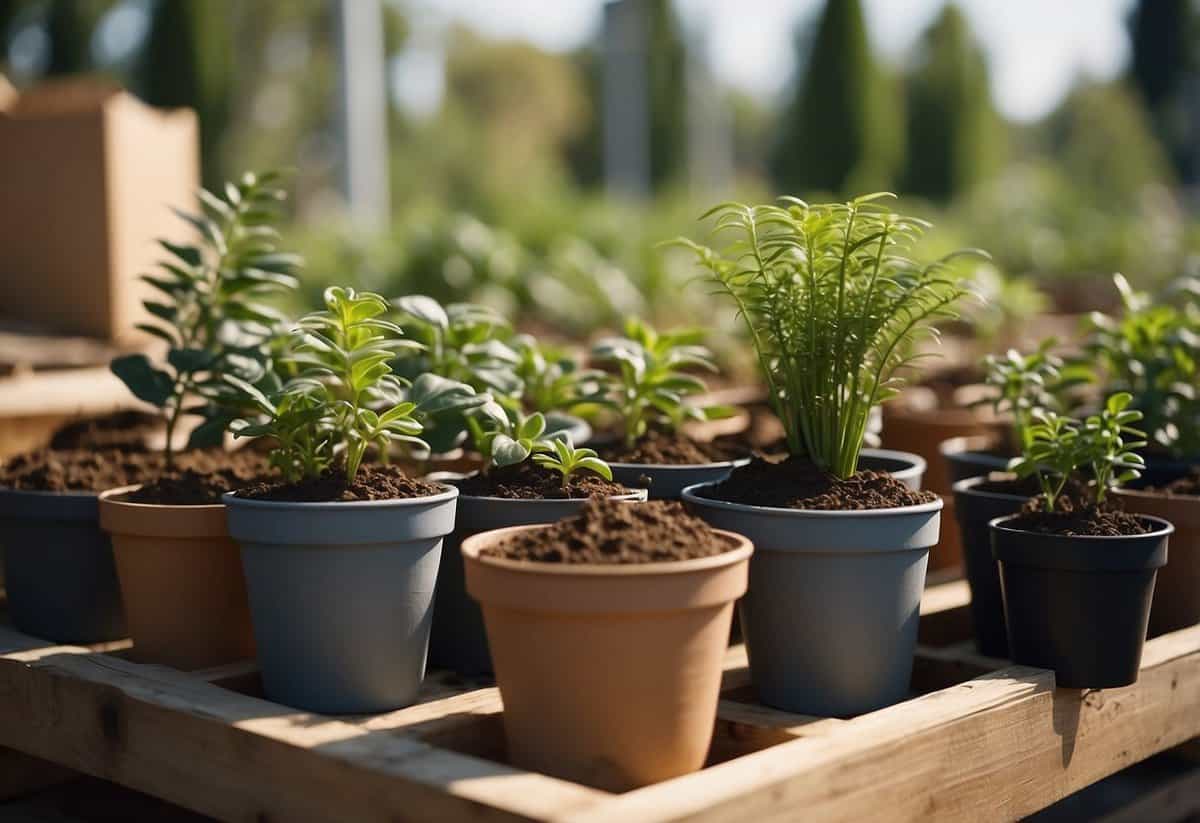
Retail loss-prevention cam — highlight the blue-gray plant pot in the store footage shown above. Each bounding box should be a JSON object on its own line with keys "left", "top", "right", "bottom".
{"left": 428, "top": 489, "right": 647, "bottom": 676}
{"left": 683, "top": 484, "right": 942, "bottom": 717}
{"left": 224, "top": 486, "right": 458, "bottom": 714}
{"left": 0, "top": 488, "right": 126, "bottom": 643}
{"left": 608, "top": 459, "right": 751, "bottom": 501}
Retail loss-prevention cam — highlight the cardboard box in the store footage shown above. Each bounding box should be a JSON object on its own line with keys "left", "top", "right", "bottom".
{"left": 0, "top": 79, "right": 198, "bottom": 342}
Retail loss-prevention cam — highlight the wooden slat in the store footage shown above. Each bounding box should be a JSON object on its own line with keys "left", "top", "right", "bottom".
{"left": 0, "top": 650, "right": 607, "bottom": 823}
{"left": 0, "top": 747, "right": 76, "bottom": 801}
{"left": 561, "top": 624, "right": 1200, "bottom": 823}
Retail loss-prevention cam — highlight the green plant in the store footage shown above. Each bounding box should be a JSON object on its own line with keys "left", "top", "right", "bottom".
{"left": 229, "top": 287, "right": 427, "bottom": 483}
{"left": 533, "top": 439, "right": 613, "bottom": 489}
{"left": 511, "top": 334, "right": 604, "bottom": 415}
{"left": 590, "top": 318, "right": 734, "bottom": 447}
{"left": 1086, "top": 273, "right": 1200, "bottom": 458}
{"left": 977, "top": 340, "right": 1092, "bottom": 452}
{"left": 675, "top": 193, "right": 978, "bottom": 478}
{"left": 111, "top": 170, "right": 300, "bottom": 465}
{"left": 1010, "top": 393, "right": 1147, "bottom": 512}
{"left": 392, "top": 295, "right": 522, "bottom": 396}
{"left": 465, "top": 402, "right": 558, "bottom": 472}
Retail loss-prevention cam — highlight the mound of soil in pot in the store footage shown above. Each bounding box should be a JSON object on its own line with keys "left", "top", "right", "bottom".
{"left": 697, "top": 456, "right": 937, "bottom": 510}
{"left": 49, "top": 410, "right": 163, "bottom": 451}
{"left": 484, "top": 499, "right": 735, "bottom": 564}
{"left": 453, "top": 461, "right": 633, "bottom": 500}
{"left": 122, "top": 451, "right": 270, "bottom": 505}
{"left": 1006, "top": 496, "right": 1151, "bottom": 537}
{"left": 236, "top": 464, "right": 443, "bottom": 502}
{"left": 0, "top": 448, "right": 269, "bottom": 497}
{"left": 596, "top": 430, "right": 746, "bottom": 465}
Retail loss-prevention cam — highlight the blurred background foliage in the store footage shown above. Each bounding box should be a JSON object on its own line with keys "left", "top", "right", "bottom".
{"left": 2, "top": 0, "right": 1198, "bottom": 369}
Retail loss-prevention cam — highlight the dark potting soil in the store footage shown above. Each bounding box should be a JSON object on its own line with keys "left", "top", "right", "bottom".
{"left": 236, "top": 463, "right": 444, "bottom": 502}
{"left": 972, "top": 473, "right": 1044, "bottom": 497}
{"left": 453, "top": 461, "right": 634, "bottom": 500}
{"left": 0, "top": 447, "right": 270, "bottom": 499}
{"left": 1151, "top": 470, "right": 1200, "bottom": 497}
{"left": 696, "top": 456, "right": 937, "bottom": 510}
{"left": 1006, "top": 496, "right": 1152, "bottom": 537}
{"left": 484, "top": 499, "right": 736, "bottom": 564}
{"left": 596, "top": 430, "right": 746, "bottom": 465}
{"left": 48, "top": 410, "right": 163, "bottom": 451}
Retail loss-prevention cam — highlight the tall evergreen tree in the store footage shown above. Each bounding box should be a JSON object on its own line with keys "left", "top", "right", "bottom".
{"left": 770, "top": 0, "right": 901, "bottom": 195}
{"left": 900, "top": 4, "right": 1004, "bottom": 200}
{"left": 1127, "top": 0, "right": 1198, "bottom": 181}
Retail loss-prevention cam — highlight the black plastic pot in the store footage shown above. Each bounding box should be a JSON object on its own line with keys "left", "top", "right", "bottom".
{"left": 940, "top": 434, "right": 1010, "bottom": 486}
{"left": 951, "top": 477, "right": 1026, "bottom": 658}
{"left": 1136, "top": 454, "right": 1200, "bottom": 489}
{"left": 990, "top": 513, "right": 1172, "bottom": 689}
{"left": 0, "top": 488, "right": 126, "bottom": 643}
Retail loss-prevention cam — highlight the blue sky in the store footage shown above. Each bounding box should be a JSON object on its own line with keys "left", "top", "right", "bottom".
{"left": 409, "top": 0, "right": 1137, "bottom": 122}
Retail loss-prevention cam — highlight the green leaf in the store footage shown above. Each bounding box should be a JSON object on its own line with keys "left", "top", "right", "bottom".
{"left": 158, "top": 239, "right": 202, "bottom": 267}
{"left": 491, "top": 434, "right": 531, "bottom": 467}
{"left": 168, "top": 347, "right": 214, "bottom": 373}
{"left": 111, "top": 354, "right": 174, "bottom": 407}
{"left": 395, "top": 295, "right": 449, "bottom": 330}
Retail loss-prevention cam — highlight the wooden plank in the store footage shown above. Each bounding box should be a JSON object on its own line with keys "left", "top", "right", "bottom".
{"left": 0, "top": 747, "right": 76, "bottom": 801}
{"left": 0, "top": 650, "right": 608, "bottom": 823}
{"left": 563, "top": 625, "right": 1200, "bottom": 823}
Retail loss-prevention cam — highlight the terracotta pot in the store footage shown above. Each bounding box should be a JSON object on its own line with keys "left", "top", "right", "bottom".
{"left": 1115, "top": 488, "right": 1200, "bottom": 636}
{"left": 462, "top": 525, "right": 752, "bottom": 792}
{"left": 99, "top": 486, "right": 254, "bottom": 670}
{"left": 428, "top": 489, "right": 647, "bottom": 676}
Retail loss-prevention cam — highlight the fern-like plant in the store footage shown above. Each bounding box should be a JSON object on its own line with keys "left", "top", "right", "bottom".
{"left": 674, "top": 193, "right": 980, "bottom": 478}
{"left": 111, "top": 171, "right": 300, "bottom": 466}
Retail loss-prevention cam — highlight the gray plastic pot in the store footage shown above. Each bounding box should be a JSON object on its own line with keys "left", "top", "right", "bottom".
{"left": 224, "top": 486, "right": 458, "bottom": 714}
{"left": 608, "top": 458, "right": 751, "bottom": 500}
{"left": 683, "top": 484, "right": 942, "bottom": 717}
{"left": 428, "top": 488, "right": 647, "bottom": 676}
{"left": 0, "top": 488, "right": 126, "bottom": 643}
{"left": 859, "top": 448, "right": 926, "bottom": 491}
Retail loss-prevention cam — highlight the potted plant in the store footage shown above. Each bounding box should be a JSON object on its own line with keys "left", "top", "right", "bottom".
{"left": 991, "top": 394, "right": 1172, "bottom": 688}
{"left": 462, "top": 499, "right": 752, "bottom": 791}
{"left": 223, "top": 287, "right": 460, "bottom": 713}
{"left": 428, "top": 399, "right": 645, "bottom": 675}
{"left": 951, "top": 342, "right": 1091, "bottom": 657}
{"left": 589, "top": 318, "right": 747, "bottom": 499}
{"left": 91, "top": 171, "right": 303, "bottom": 670}
{"left": 675, "top": 193, "right": 972, "bottom": 716}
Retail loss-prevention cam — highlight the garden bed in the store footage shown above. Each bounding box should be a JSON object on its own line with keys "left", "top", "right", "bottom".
{"left": 2, "top": 580, "right": 1199, "bottom": 822}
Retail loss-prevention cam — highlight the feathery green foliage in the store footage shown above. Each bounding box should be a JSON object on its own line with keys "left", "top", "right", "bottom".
{"left": 675, "top": 193, "right": 978, "bottom": 479}
{"left": 110, "top": 170, "right": 300, "bottom": 466}
{"left": 229, "top": 287, "right": 427, "bottom": 483}
{"left": 1009, "top": 393, "right": 1147, "bottom": 512}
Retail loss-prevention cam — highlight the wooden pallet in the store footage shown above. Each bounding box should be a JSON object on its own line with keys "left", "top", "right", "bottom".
{"left": 1, "top": 579, "right": 1199, "bottom": 822}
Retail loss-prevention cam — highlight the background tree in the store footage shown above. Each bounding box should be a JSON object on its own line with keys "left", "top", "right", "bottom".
{"left": 770, "top": 0, "right": 902, "bottom": 195}
{"left": 900, "top": 4, "right": 1004, "bottom": 200}
{"left": 1127, "top": 0, "right": 1199, "bottom": 182}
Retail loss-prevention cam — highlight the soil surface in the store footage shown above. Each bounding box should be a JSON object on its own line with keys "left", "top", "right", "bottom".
{"left": 596, "top": 430, "right": 746, "bottom": 465}
{"left": 236, "top": 464, "right": 444, "bottom": 502}
{"left": 121, "top": 452, "right": 269, "bottom": 505}
{"left": 0, "top": 448, "right": 266, "bottom": 497}
{"left": 696, "top": 456, "right": 937, "bottom": 510}
{"left": 971, "top": 473, "right": 1044, "bottom": 497}
{"left": 483, "top": 499, "right": 736, "bottom": 564}
{"left": 1005, "top": 496, "right": 1152, "bottom": 537}
{"left": 49, "top": 410, "right": 163, "bottom": 451}
{"left": 454, "top": 461, "right": 634, "bottom": 500}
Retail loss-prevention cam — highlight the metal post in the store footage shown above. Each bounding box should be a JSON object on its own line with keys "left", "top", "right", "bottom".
{"left": 602, "top": 0, "right": 650, "bottom": 199}
{"left": 334, "top": 0, "right": 390, "bottom": 228}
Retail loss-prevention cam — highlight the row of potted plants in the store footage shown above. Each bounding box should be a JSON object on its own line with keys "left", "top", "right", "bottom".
{"left": 2, "top": 181, "right": 1185, "bottom": 791}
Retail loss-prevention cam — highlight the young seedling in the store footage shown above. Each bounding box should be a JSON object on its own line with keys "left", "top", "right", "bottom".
{"left": 229, "top": 287, "right": 428, "bottom": 483}
{"left": 590, "top": 318, "right": 734, "bottom": 448}
{"left": 674, "top": 193, "right": 977, "bottom": 478}
{"left": 1009, "top": 393, "right": 1147, "bottom": 512}
{"left": 110, "top": 170, "right": 301, "bottom": 465}
{"left": 465, "top": 401, "right": 560, "bottom": 472}
{"left": 533, "top": 439, "right": 613, "bottom": 489}
{"left": 511, "top": 333, "right": 606, "bottom": 416}
{"left": 977, "top": 340, "right": 1092, "bottom": 452}
{"left": 392, "top": 295, "right": 522, "bottom": 396}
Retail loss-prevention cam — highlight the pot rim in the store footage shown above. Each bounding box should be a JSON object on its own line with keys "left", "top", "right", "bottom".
{"left": 461, "top": 523, "right": 753, "bottom": 577}
{"left": 221, "top": 483, "right": 459, "bottom": 510}
{"left": 858, "top": 447, "right": 926, "bottom": 481}
{"left": 606, "top": 457, "right": 752, "bottom": 472}
{"left": 99, "top": 484, "right": 226, "bottom": 513}
{"left": 1113, "top": 486, "right": 1200, "bottom": 502}
{"left": 680, "top": 483, "right": 945, "bottom": 518}
{"left": 951, "top": 475, "right": 1029, "bottom": 502}
{"left": 939, "top": 433, "right": 1009, "bottom": 462}
{"left": 0, "top": 486, "right": 99, "bottom": 500}
{"left": 989, "top": 512, "right": 1175, "bottom": 542}
{"left": 456, "top": 489, "right": 648, "bottom": 504}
